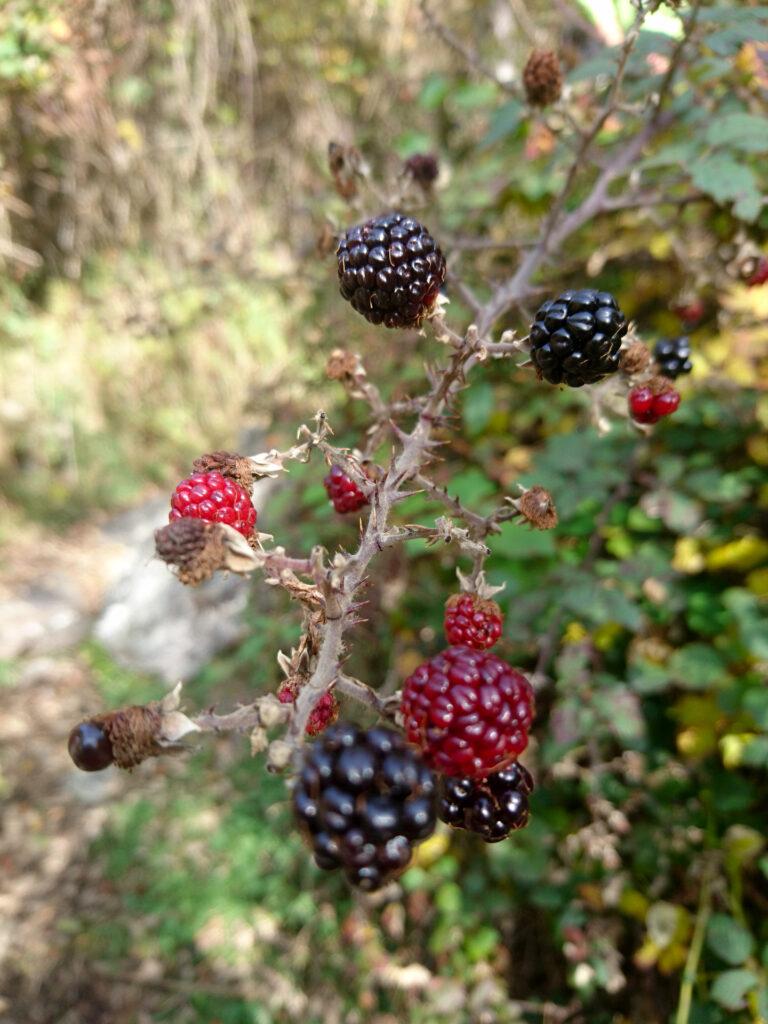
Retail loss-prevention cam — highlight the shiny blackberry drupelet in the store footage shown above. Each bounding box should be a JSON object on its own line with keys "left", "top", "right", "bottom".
{"left": 293, "top": 722, "right": 437, "bottom": 891}
{"left": 529, "top": 289, "right": 628, "bottom": 387}
{"left": 653, "top": 336, "right": 692, "bottom": 379}
{"left": 336, "top": 212, "right": 446, "bottom": 328}
{"left": 68, "top": 721, "right": 114, "bottom": 772}
{"left": 439, "top": 762, "right": 533, "bottom": 843}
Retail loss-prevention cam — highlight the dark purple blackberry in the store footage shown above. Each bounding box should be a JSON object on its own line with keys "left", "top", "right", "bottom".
{"left": 438, "top": 762, "right": 533, "bottom": 843}
{"left": 529, "top": 289, "right": 627, "bottom": 387}
{"left": 653, "top": 336, "right": 692, "bottom": 379}
{"left": 293, "top": 722, "right": 437, "bottom": 890}
{"left": 68, "top": 721, "right": 114, "bottom": 772}
{"left": 336, "top": 212, "right": 446, "bottom": 329}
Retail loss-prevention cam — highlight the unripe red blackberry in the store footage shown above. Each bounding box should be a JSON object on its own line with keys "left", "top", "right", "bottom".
{"left": 170, "top": 470, "right": 257, "bottom": 537}
{"left": 293, "top": 723, "right": 437, "bottom": 890}
{"left": 629, "top": 383, "right": 680, "bottom": 424}
{"left": 673, "top": 298, "right": 705, "bottom": 326}
{"left": 438, "top": 762, "right": 533, "bottom": 843}
{"left": 278, "top": 686, "right": 339, "bottom": 736}
{"left": 68, "top": 721, "right": 114, "bottom": 772}
{"left": 529, "top": 289, "right": 627, "bottom": 387}
{"left": 336, "top": 212, "right": 446, "bottom": 328}
{"left": 444, "top": 594, "right": 503, "bottom": 651}
{"left": 323, "top": 465, "right": 369, "bottom": 514}
{"left": 401, "top": 646, "right": 534, "bottom": 779}
{"left": 747, "top": 256, "right": 768, "bottom": 287}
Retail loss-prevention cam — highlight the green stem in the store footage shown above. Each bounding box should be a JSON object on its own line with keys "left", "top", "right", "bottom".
{"left": 675, "top": 859, "right": 716, "bottom": 1024}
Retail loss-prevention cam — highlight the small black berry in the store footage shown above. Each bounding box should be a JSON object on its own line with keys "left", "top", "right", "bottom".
{"left": 293, "top": 722, "right": 437, "bottom": 890}
{"left": 653, "top": 336, "right": 692, "bottom": 379}
{"left": 68, "top": 721, "right": 114, "bottom": 772}
{"left": 438, "top": 763, "right": 533, "bottom": 843}
{"left": 529, "top": 289, "right": 628, "bottom": 387}
{"left": 336, "top": 212, "right": 446, "bottom": 329}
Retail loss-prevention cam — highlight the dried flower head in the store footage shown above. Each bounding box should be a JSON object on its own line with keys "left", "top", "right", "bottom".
{"left": 325, "top": 348, "right": 363, "bottom": 381}
{"left": 523, "top": 50, "right": 563, "bottom": 107}
{"left": 620, "top": 341, "right": 652, "bottom": 376}
{"left": 516, "top": 486, "right": 559, "bottom": 530}
{"left": 155, "top": 518, "right": 226, "bottom": 586}
{"left": 192, "top": 450, "right": 254, "bottom": 489}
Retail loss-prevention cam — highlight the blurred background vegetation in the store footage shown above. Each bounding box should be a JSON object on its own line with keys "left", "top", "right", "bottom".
{"left": 0, "top": 1, "right": 767, "bottom": 1023}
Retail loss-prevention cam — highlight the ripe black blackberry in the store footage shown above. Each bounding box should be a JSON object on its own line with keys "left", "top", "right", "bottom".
{"left": 438, "top": 762, "right": 533, "bottom": 843}
{"left": 336, "top": 212, "right": 446, "bottom": 328}
{"left": 529, "top": 289, "right": 628, "bottom": 387}
{"left": 293, "top": 722, "right": 437, "bottom": 890}
{"left": 653, "top": 336, "right": 692, "bottom": 379}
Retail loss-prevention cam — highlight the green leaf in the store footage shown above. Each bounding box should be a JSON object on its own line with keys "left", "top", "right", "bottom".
{"left": 462, "top": 381, "right": 495, "bottom": 437}
{"left": 690, "top": 156, "right": 761, "bottom": 215}
{"left": 710, "top": 969, "right": 758, "bottom": 1011}
{"left": 723, "top": 589, "right": 768, "bottom": 660}
{"left": 706, "top": 914, "right": 755, "bottom": 966}
{"left": 705, "top": 113, "right": 768, "bottom": 153}
{"left": 482, "top": 100, "right": 523, "bottom": 146}
{"left": 667, "top": 644, "right": 729, "bottom": 690}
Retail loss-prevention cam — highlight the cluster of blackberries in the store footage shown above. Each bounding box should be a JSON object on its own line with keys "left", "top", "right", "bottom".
{"left": 438, "top": 762, "right": 533, "bottom": 843}
{"left": 293, "top": 723, "right": 437, "bottom": 891}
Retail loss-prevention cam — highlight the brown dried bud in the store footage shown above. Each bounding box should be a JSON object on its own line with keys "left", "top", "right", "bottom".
{"left": 517, "top": 485, "right": 559, "bottom": 530}
{"left": 92, "top": 704, "right": 163, "bottom": 769}
{"left": 328, "top": 141, "right": 362, "bottom": 200}
{"left": 192, "top": 450, "right": 253, "bottom": 489}
{"left": 326, "top": 348, "right": 363, "bottom": 381}
{"left": 403, "top": 152, "right": 439, "bottom": 190}
{"left": 316, "top": 221, "right": 337, "bottom": 257}
{"left": 155, "top": 519, "right": 227, "bottom": 586}
{"left": 523, "top": 50, "right": 563, "bottom": 107}
{"left": 620, "top": 342, "right": 652, "bottom": 376}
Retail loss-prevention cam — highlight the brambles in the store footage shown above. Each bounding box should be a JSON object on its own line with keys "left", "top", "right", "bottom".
{"left": 323, "top": 465, "right": 369, "bottom": 513}
{"left": 653, "top": 337, "right": 693, "bottom": 379}
{"left": 401, "top": 646, "right": 534, "bottom": 779}
{"left": 336, "top": 212, "right": 446, "bottom": 328}
{"left": 292, "top": 723, "right": 437, "bottom": 890}
{"left": 629, "top": 382, "right": 681, "bottom": 424}
{"left": 68, "top": 721, "right": 114, "bottom": 772}
{"left": 438, "top": 762, "right": 533, "bottom": 843}
{"left": 444, "top": 593, "right": 503, "bottom": 650}
{"left": 169, "top": 470, "right": 257, "bottom": 538}
{"left": 529, "top": 289, "right": 628, "bottom": 387}
{"left": 523, "top": 49, "right": 563, "bottom": 107}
